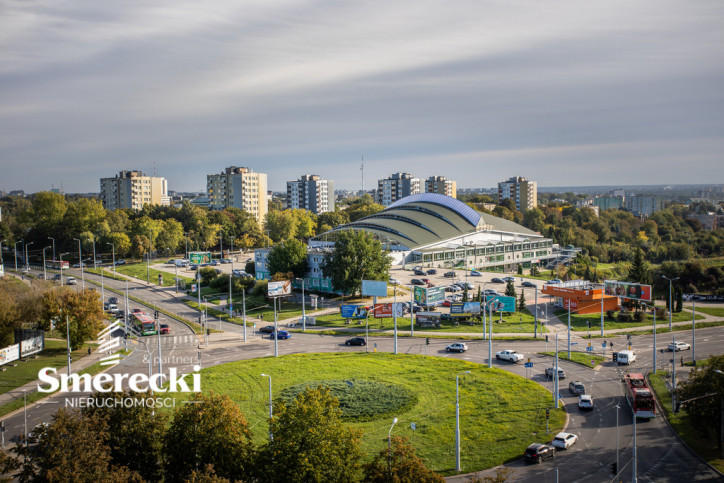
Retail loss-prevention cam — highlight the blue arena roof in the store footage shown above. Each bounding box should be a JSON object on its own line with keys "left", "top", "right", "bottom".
{"left": 387, "top": 193, "right": 481, "bottom": 227}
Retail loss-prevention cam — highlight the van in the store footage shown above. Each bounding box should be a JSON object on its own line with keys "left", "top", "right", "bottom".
{"left": 616, "top": 350, "right": 636, "bottom": 365}
{"left": 107, "top": 304, "right": 118, "bottom": 312}
{"left": 174, "top": 259, "right": 188, "bottom": 267}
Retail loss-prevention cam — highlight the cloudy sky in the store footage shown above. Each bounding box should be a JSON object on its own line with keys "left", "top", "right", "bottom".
{"left": 1, "top": 0, "right": 723, "bottom": 194}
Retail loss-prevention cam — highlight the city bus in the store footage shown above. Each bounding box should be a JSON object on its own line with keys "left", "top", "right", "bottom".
{"left": 46, "top": 260, "right": 70, "bottom": 270}
{"left": 132, "top": 312, "right": 157, "bottom": 336}
{"left": 624, "top": 373, "right": 655, "bottom": 419}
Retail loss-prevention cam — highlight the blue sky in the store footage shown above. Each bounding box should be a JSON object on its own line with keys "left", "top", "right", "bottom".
{"left": 1, "top": 0, "right": 723, "bottom": 193}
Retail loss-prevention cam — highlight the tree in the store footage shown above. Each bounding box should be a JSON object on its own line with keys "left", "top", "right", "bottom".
{"left": 267, "top": 238, "right": 308, "bottom": 279}
{"left": 628, "top": 248, "right": 650, "bottom": 284}
{"left": 164, "top": 393, "right": 254, "bottom": 482}
{"left": 322, "top": 231, "right": 390, "bottom": 296}
{"left": 505, "top": 280, "right": 516, "bottom": 299}
{"left": 317, "top": 211, "right": 350, "bottom": 234}
{"left": 39, "top": 288, "right": 104, "bottom": 350}
{"left": 259, "top": 386, "right": 362, "bottom": 482}
{"left": 677, "top": 355, "right": 724, "bottom": 456}
{"left": 675, "top": 287, "right": 683, "bottom": 313}
{"left": 530, "top": 265, "right": 540, "bottom": 277}
{"left": 517, "top": 264, "right": 523, "bottom": 275}
{"left": 518, "top": 289, "right": 526, "bottom": 311}
{"left": 362, "top": 435, "right": 444, "bottom": 482}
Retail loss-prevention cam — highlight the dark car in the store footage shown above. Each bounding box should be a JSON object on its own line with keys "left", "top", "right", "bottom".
{"left": 345, "top": 337, "right": 366, "bottom": 346}
{"left": 410, "top": 279, "right": 425, "bottom": 286}
{"left": 444, "top": 271, "right": 456, "bottom": 278}
{"left": 426, "top": 269, "right": 437, "bottom": 275}
{"left": 108, "top": 296, "right": 119, "bottom": 304}
{"left": 502, "top": 276, "right": 515, "bottom": 282}
{"left": 521, "top": 281, "right": 537, "bottom": 288}
{"left": 132, "top": 308, "right": 143, "bottom": 313}
{"left": 270, "top": 330, "right": 292, "bottom": 340}
{"left": 413, "top": 269, "right": 426, "bottom": 276}
{"left": 524, "top": 443, "right": 556, "bottom": 464}
{"left": 491, "top": 278, "right": 504, "bottom": 284}
{"left": 259, "top": 325, "right": 275, "bottom": 334}
{"left": 160, "top": 324, "right": 170, "bottom": 334}
{"left": 115, "top": 259, "right": 126, "bottom": 266}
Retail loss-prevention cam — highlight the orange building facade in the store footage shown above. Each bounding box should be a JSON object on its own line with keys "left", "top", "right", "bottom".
{"left": 541, "top": 284, "right": 619, "bottom": 314}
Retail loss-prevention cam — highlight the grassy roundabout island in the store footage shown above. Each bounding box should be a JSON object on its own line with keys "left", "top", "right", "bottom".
{"left": 188, "top": 352, "right": 566, "bottom": 474}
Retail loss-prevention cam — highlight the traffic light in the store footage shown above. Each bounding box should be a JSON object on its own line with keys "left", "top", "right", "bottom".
{"left": 426, "top": 337, "right": 430, "bottom": 345}
{"left": 610, "top": 462, "right": 617, "bottom": 475}
{"left": 586, "top": 320, "right": 591, "bottom": 329}
{"left": 545, "top": 408, "right": 550, "bottom": 419}
{"left": 154, "top": 310, "right": 159, "bottom": 319}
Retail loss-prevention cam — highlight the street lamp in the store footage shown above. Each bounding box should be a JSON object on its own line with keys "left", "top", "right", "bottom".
{"left": 0, "top": 239, "right": 5, "bottom": 266}
{"left": 42, "top": 246, "right": 51, "bottom": 280}
{"left": 108, "top": 242, "right": 116, "bottom": 276}
{"left": 388, "top": 417, "right": 398, "bottom": 476}
{"left": 59, "top": 252, "right": 69, "bottom": 287}
{"left": 73, "top": 238, "right": 84, "bottom": 289}
{"left": 455, "top": 371, "right": 471, "bottom": 472}
{"left": 662, "top": 276, "right": 679, "bottom": 330}
{"left": 25, "top": 241, "right": 34, "bottom": 271}
{"left": 261, "top": 374, "right": 273, "bottom": 442}
{"left": 147, "top": 230, "right": 153, "bottom": 284}
{"left": 48, "top": 236, "right": 55, "bottom": 264}
{"left": 14, "top": 240, "right": 21, "bottom": 271}
{"left": 296, "top": 277, "right": 306, "bottom": 332}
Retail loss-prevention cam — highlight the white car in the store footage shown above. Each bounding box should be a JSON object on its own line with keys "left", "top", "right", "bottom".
{"left": 578, "top": 395, "right": 594, "bottom": 410}
{"left": 551, "top": 432, "right": 578, "bottom": 449}
{"left": 66, "top": 277, "right": 77, "bottom": 285}
{"left": 495, "top": 350, "right": 524, "bottom": 363}
{"left": 668, "top": 341, "right": 691, "bottom": 352}
{"left": 388, "top": 278, "right": 401, "bottom": 286}
{"left": 446, "top": 343, "right": 468, "bottom": 353}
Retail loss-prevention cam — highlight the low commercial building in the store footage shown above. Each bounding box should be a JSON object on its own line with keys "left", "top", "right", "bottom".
{"left": 541, "top": 280, "right": 618, "bottom": 314}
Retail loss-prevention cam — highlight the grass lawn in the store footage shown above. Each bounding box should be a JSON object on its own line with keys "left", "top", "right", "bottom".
{"left": 693, "top": 307, "right": 724, "bottom": 318}
{"left": 314, "top": 308, "right": 547, "bottom": 335}
{"left": 648, "top": 371, "right": 724, "bottom": 474}
{"left": 109, "top": 262, "right": 195, "bottom": 287}
{"left": 183, "top": 295, "right": 321, "bottom": 327}
{"left": 601, "top": 320, "right": 724, "bottom": 337}
{"left": 170, "top": 352, "right": 566, "bottom": 475}
{"left": 553, "top": 309, "right": 704, "bottom": 332}
{"left": 540, "top": 351, "right": 606, "bottom": 368}
{"left": 0, "top": 340, "right": 96, "bottom": 396}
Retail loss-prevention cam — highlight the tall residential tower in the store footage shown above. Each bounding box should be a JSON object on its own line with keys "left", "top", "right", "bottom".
{"left": 498, "top": 176, "right": 537, "bottom": 211}
{"left": 207, "top": 166, "right": 268, "bottom": 225}
{"left": 286, "top": 174, "right": 335, "bottom": 214}
{"left": 100, "top": 170, "right": 169, "bottom": 211}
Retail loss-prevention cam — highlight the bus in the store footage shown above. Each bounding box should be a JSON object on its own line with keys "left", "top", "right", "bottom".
{"left": 624, "top": 373, "right": 655, "bottom": 419}
{"left": 132, "top": 312, "right": 157, "bottom": 336}
{"left": 46, "top": 260, "right": 70, "bottom": 270}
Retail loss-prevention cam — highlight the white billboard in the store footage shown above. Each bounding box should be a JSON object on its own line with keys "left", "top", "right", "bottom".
{"left": 0, "top": 344, "right": 20, "bottom": 366}
{"left": 268, "top": 280, "right": 292, "bottom": 297}
{"left": 21, "top": 336, "right": 44, "bottom": 357}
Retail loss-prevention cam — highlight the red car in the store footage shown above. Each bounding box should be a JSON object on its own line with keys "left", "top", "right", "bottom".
{"left": 442, "top": 300, "right": 452, "bottom": 307}
{"left": 421, "top": 278, "right": 430, "bottom": 283}
{"left": 160, "top": 324, "right": 170, "bottom": 334}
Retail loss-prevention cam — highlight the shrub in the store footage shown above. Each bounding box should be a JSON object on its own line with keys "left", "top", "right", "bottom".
{"left": 606, "top": 310, "right": 616, "bottom": 321}
{"left": 633, "top": 311, "right": 645, "bottom": 322}
{"left": 617, "top": 312, "right": 632, "bottom": 322}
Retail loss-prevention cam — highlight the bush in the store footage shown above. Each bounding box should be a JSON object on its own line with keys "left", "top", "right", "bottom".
{"left": 245, "top": 260, "right": 255, "bottom": 275}
{"left": 617, "top": 312, "right": 632, "bottom": 322}
{"left": 606, "top": 310, "right": 616, "bottom": 321}
{"left": 655, "top": 307, "right": 668, "bottom": 319}
{"left": 251, "top": 280, "right": 268, "bottom": 297}
{"left": 633, "top": 311, "right": 645, "bottom": 322}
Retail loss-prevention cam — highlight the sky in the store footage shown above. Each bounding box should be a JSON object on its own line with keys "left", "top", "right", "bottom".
{"left": 1, "top": 0, "right": 723, "bottom": 194}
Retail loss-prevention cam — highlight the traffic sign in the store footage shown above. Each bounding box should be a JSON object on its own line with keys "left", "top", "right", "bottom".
{"left": 586, "top": 346, "right": 593, "bottom": 352}
{"left": 591, "top": 360, "right": 595, "bottom": 366}
{"left": 524, "top": 362, "right": 533, "bottom": 368}
{"left": 602, "top": 342, "right": 607, "bottom": 347}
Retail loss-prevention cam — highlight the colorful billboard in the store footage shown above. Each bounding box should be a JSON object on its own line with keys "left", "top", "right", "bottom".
{"left": 484, "top": 295, "right": 516, "bottom": 312}
{"left": 0, "top": 344, "right": 20, "bottom": 366}
{"left": 340, "top": 305, "right": 368, "bottom": 319}
{"left": 449, "top": 302, "right": 481, "bottom": 317}
{"left": 604, "top": 281, "right": 652, "bottom": 301}
{"left": 362, "top": 280, "right": 388, "bottom": 297}
{"left": 268, "top": 280, "right": 292, "bottom": 297}
{"left": 189, "top": 252, "right": 212, "bottom": 264}
{"left": 414, "top": 286, "right": 445, "bottom": 305}
{"left": 373, "top": 303, "right": 404, "bottom": 318}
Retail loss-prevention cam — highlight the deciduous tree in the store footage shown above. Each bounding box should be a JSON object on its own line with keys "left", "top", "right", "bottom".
{"left": 362, "top": 435, "right": 444, "bottom": 482}
{"left": 322, "top": 231, "right": 390, "bottom": 296}
{"left": 39, "top": 288, "right": 104, "bottom": 350}
{"left": 267, "top": 238, "right": 308, "bottom": 279}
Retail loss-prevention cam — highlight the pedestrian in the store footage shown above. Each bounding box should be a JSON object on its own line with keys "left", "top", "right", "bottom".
{"left": 681, "top": 355, "right": 684, "bottom": 367}
{"left": 88, "top": 347, "right": 91, "bottom": 355}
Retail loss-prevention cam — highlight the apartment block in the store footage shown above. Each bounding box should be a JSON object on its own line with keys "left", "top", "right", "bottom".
{"left": 207, "top": 166, "right": 268, "bottom": 225}
{"left": 626, "top": 196, "right": 663, "bottom": 217}
{"left": 593, "top": 196, "right": 624, "bottom": 211}
{"left": 424, "top": 176, "right": 457, "bottom": 198}
{"left": 497, "top": 176, "right": 537, "bottom": 211}
{"left": 100, "top": 170, "right": 168, "bottom": 211}
{"left": 376, "top": 172, "right": 421, "bottom": 206}
{"left": 287, "top": 174, "right": 335, "bottom": 214}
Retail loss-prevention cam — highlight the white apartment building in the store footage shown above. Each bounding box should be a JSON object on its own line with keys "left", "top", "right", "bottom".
{"left": 376, "top": 172, "right": 421, "bottom": 206}
{"left": 287, "top": 174, "right": 335, "bottom": 214}
{"left": 100, "top": 170, "right": 169, "bottom": 211}
{"left": 424, "top": 176, "right": 457, "bottom": 198}
{"left": 207, "top": 166, "right": 268, "bottom": 225}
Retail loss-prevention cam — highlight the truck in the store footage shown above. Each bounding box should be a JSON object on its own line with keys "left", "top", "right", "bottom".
{"left": 614, "top": 350, "right": 636, "bottom": 365}
{"left": 495, "top": 349, "right": 524, "bottom": 363}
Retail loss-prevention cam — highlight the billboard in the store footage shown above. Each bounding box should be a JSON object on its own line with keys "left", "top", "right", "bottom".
{"left": 0, "top": 344, "right": 20, "bottom": 366}
{"left": 414, "top": 286, "right": 445, "bottom": 305}
{"left": 373, "top": 303, "right": 404, "bottom": 318}
{"left": 268, "top": 280, "right": 292, "bottom": 297}
{"left": 450, "top": 302, "right": 481, "bottom": 316}
{"left": 189, "top": 252, "right": 212, "bottom": 264}
{"left": 604, "top": 281, "right": 652, "bottom": 301}
{"left": 362, "top": 280, "right": 387, "bottom": 297}
{"left": 340, "top": 305, "right": 368, "bottom": 319}
{"left": 20, "top": 336, "right": 44, "bottom": 357}
{"left": 485, "top": 295, "right": 516, "bottom": 312}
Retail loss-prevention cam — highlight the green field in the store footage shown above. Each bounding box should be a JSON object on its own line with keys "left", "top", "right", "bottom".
{"left": 553, "top": 309, "right": 704, "bottom": 332}
{"left": 174, "top": 352, "right": 566, "bottom": 475}
{"left": 109, "top": 262, "right": 195, "bottom": 287}
{"left": 692, "top": 307, "right": 724, "bottom": 318}
{"left": 540, "top": 351, "right": 606, "bottom": 368}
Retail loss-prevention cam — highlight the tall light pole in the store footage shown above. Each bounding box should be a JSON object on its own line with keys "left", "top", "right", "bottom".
{"left": 25, "top": 241, "right": 34, "bottom": 270}
{"left": 60, "top": 252, "right": 68, "bottom": 287}
{"left": 456, "top": 370, "right": 471, "bottom": 472}
{"left": 296, "top": 277, "right": 306, "bottom": 332}
{"left": 92, "top": 239, "right": 97, "bottom": 270}
{"left": 567, "top": 302, "right": 571, "bottom": 359}
{"left": 388, "top": 417, "right": 399, "bottom": 476}
{"left": 219, "top": 230, "right": 223, "bottom": 260}
{"left": 42, "top": 246, "right": 50, "bottom": 280}
{"left": 662, "top": 275, "right": 679, "bottom": 330}
{"left": 65, "top": 314, "right": 72, "bottom": 377}
{"left": 108, "top": 242, "right": 116, "bottom": 276}
{"left": 146, "top": 230, "right": 153, "bottom": 284}
{"left": 184, "top": 233, "right": 189, "bottom": 260}
{"left": 692, "top": 300, "right": 696, "bottom": 364}
{"left": 73, "top": 238, "right": 84, "bottom": 289}
{"left": 0, "top": 239, "right": 5, "bottom": 265}
{"left": 14, "top": 241, "right": 21, "bottom": 271}
{"left": 261, "top": 374, "right": 273, "bottom": 442}
{"left": 47, "top": 236, "right": 55, "bottom": 264}
{"left": 393, "top": 285, "right": 398, "bottom": 355}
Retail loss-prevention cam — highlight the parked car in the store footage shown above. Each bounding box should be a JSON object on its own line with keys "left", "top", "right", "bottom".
{"left": 421, "top": 278, "right": 430, "bottom": 283}
{"left": 27, "top": 423, "right": 49, "bottom": 444}
{"left": 211, "top": 260, "right": 220, "bottom": 266}
{"left": 458, "top": 282, "right": 474, "bottom": 290}
{"left": 578, "top": 394, "right": 594, "bottom": 410}
{"left": 410, "top": 279, "right": 425, "bottom": 286}
{"left": 106, "top": 304, "right": 118, "bottom": 312}
{"left": 270, "top": 330, "right": 292, "bottom": 340}
{"left": 551, "top": 432, "right": 578, "bottom": 450}
{"left": 545, "top": 367, "right": 566, "bottom": 379}
{"left": 108, "top": 297, "right": 119, "bottom": 304}
{"left": 491, "top": 278, "right": 504, "bottom": 284}
{"left": 426, "top": 269, "right": 437, "bottom": 275}
{"left": 259, "top": 325, "right": 275, "bottom": 334}
{"left": 444, "top": 271, "right": 456, "bottom": 278}
{"left": 668, "top": 341, "right": 691, "bottom": 352}
{"left": 446, "top": 343, "right": 468, "bottom": 353}
{"left": 442, "top": 300, "right": 452, "bottom": 307}
{"left": 160, "top": 324, "right": 170, "bottom": 334}
{"left": 413, "top": 269, "right": 426, "bottom": 276}
{"left": 214, "top": 268, "right": 223, "bottom": 274}
{"left": 524, "top": 443, "right": 556, "bottom": 464}
{"left": 66, "top": 277, "right": 77, "bottom": 285}
{"left": 521, "top": 281, "right": 537, "bottom": 288}
{"left": 388, "top": 278, "right": 401, "bottom": 286}
{"left": 545, "top": 279, "right": 562, "bottom": 285}
{"left": 502, "top": 276, "right": 515, "bottom": 282}
{"left": 470, "top": 270, "right": 483, "bottom": 276}
{"left": 219, "top": 258, "right": 231, "bottom": 264}
{"left": 115, "top": 259, "right": 126, "bottom": 266}
{"left": 345, "top": 337, "right": 366, "bottom": 346}
{"left": 496, "top": 350, "right": 524, "bottom": 363}
{"left": 72, "top": 262, "right": 86, "bottom": 268}
{"left": 484, "top": 289, "right": 500, "bottom": 296}
{"left": 569, "top": 381, "right": 586, "bottom": 394}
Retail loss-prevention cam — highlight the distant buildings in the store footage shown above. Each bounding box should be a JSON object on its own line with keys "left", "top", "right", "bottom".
{"left": 286, "top": 174, "right": 335, "bottom": 214}
{"left": 207, "top": 166, "right": 267, "bottom": 225}
{"left": 592, "top": 196, "right": 624, "bottom": 211}
{"left": 99, "top": 170, "right": 169, "bottom": 211}
{"left": 424, "top": 176, "right": 457, "bottom": 198}
{"left": 498, "top": 176, "right": 537, "bottom": 211}
{"left": 376, "top": 172, "right": 421, "bottom": 206}
{"left": 626, "top": 196, "right": 663, "bottom": 217}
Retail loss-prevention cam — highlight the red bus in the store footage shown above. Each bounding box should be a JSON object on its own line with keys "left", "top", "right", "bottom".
{"left": 46, "top": 260, "right": 70, "bottom": 269}
{"left": 624, "top": 373, "right": 655, "bottom": 419}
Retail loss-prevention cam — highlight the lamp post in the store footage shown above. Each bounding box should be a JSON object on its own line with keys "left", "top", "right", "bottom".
{"left": 388, "top": 417, "right": 399, "bottom": 476}
{"left": 184, "top": 233, "right": 189, "bottom": 260}
{"left": 714, "top": 370, "right": 724, "bottom": 459}
{"left": 261, "top": 374, "right": 273, "bottom": 442}
{"left": 60, "top": 253, "right": 68, "bottom": 287}
{"left": 73, "top": 238, "right": 84, "bottom": 289}
{"left": 42, "top": 246, "right": 50, "bottom": 280}
{"left": 662, "top": 276, "right": 679, "bottom": 330}
{"left": 0, "top": 239, "right": 5, "bottom": 266}
{"left": 91, "top": 239, "right": 96, "bottom": 270}
{"left": 393, "top": 285, "right": 398, "bottom": 355}
{"left": 456, "top": 370, "right": 471, "bottom": 472}
{"left": 65, "top": 314, "right": 72, "bottom": 377}
{"left": 296, "top": 277, "right": 306, "bottom": 332}
{"left": 25, "top": 241, "right": 34, "bottom": 271}
{"left": 47, "top": 237, "right": 55, "bottom": 264}
{"left": 567, "top": 302, "right": 571, "bottom": 359}
{"left": 108, "top": 242, "right": 116, "bottom": 276}
{"left": 146, "top": 230, "right": 153, "bottom": 284}
{"left": 14, "top": 241, "right": 21, "bottom": 271}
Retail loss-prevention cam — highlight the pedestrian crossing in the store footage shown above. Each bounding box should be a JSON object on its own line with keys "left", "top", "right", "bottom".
{"left": 139, "top": 334, "right": 199, "bottom": 347}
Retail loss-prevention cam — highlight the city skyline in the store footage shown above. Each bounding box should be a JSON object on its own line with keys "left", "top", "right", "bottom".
{"left": 1, "top": 1, "right": 723, "bottom": 193}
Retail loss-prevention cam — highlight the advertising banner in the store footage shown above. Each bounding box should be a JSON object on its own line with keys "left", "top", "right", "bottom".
{"left": 484, "top": 295, "right": 516, "bottom": 312}
{"left": 450, "top": 302, "right": 481, "bottom": 316}
{"left": 189, "top": 252, "right": 212, "bottom": 264}
{"left": 20, "top": 336, "right": 44, "bottom": 357}
{"left": 414, "top": 286, "right": 445, "bottom": 305}
{"left": 268, "top": 280, "right": 292, "bottom": 297}
{"left": 414, "top": 286, "right": 425, "bottom": 303}
{"left": 373, "top": 303, "right": 404, "bottom": 318}
{"left": 340, "top": 305, "right": 368, "bottom": 319}
{"left": 416, "top": 312, "right": 441, "bottom": 327}
{"left": 0, "top": 344, "right": 20, "bottom": 366}
{"left": 362, "top": 280, "right": 388, "bottom": 297}
{"left": 604, "top": 281, "right": 652, "bottom": 301}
